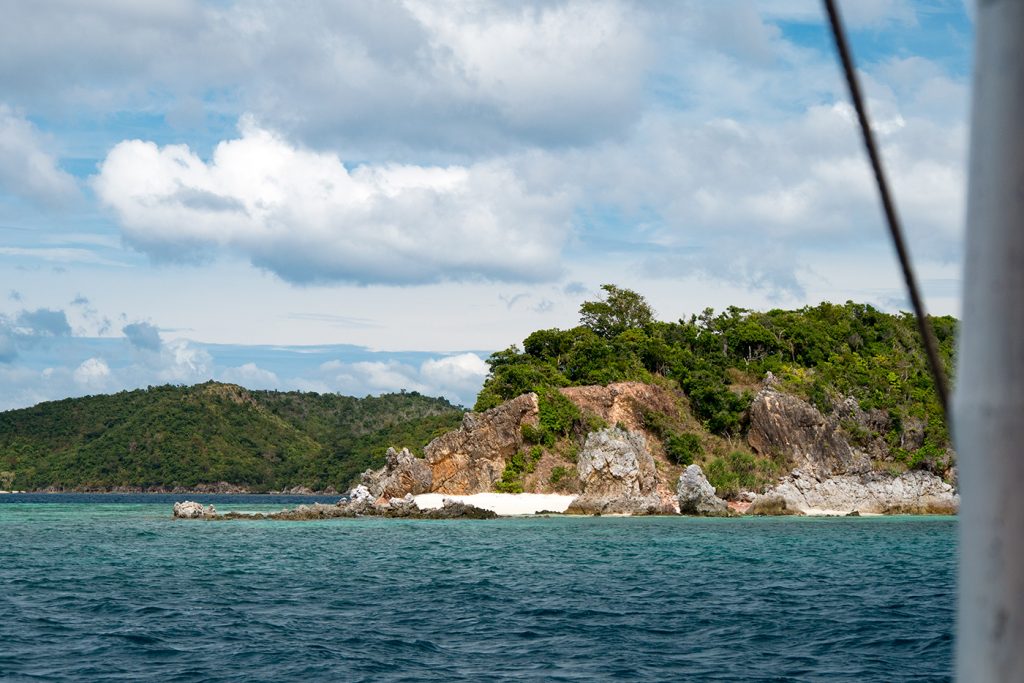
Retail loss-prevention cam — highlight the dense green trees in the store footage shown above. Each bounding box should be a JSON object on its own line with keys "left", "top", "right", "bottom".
{"left": 474, "top": 288, "right": 954, "bottom": 467}
{"left": 0, "top": 382, "right": 464, "bottom": 492}
{"left": 579, "top": 284, "right": 655, "bottom": 338}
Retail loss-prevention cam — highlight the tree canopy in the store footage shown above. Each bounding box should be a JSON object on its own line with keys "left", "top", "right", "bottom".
{"left": 0, "top": 382, "right": 464, "bottom": 491}
{"left": 579, "top": 284, "right": 655, "bottom": 338}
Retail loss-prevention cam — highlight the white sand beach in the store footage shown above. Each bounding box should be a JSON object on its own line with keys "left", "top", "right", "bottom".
{"left": 802, "top": 508, "right": 883, "bottom": 517}
{"left": 414, "top": 493, "right": 576, "bottom": 516}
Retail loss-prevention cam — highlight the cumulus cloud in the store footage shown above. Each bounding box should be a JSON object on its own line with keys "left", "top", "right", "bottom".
{"left": 0, "top": 1, "right": 649, "bottom": 155}
{"left": 0, "top": 105, "right": 78, "bottom": 206}
{"left": 218, "top": 362, "right": 280, "bottom": 389}
{"left": 94, "top": 119, "right": 571, "bottom": 284}
{"left": 317, "top": 352, "right": 488, "bottom": 406}
{"left": 123, "top": 321, "right": 162, "bottom": 351}
{"left": 156, "top": 339, "right": 213, "bottom": 383}
{"left": 73, "top": 357, "right": 111, "bottom": 389}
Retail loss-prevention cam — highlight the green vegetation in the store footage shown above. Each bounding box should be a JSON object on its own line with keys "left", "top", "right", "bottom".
{"left": 705, "top": 450, "right": 787, "bottom": 499}
{"left": 0, "top": 382, "right": 464, "bottom": 492}
{"left": 549, "top": 465, "right": 571, "bottom": 486}
{"left": 639, "top": 407, "right": 702, "bottom": 466}
{"left": 495, "top": 445, "right": 544, "bottom": 493}
{"left": 475, "top": 285, "right": 955, "bottom": 476}
{"left": 664, "top": 433, "right": 702, "bottom": 467}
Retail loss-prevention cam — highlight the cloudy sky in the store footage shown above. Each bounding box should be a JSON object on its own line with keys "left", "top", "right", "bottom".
{"left": 0, "top": 0, "right": 972, "bottom": 410}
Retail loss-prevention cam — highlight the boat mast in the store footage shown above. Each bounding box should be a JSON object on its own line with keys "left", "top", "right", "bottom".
{"left": 956, "top": 0, "right": 1024, "bottom": 678}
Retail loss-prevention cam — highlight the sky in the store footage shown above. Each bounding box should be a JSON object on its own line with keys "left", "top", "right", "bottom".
{"left": 0, "top": 0, "right": 973, "bottom": 410}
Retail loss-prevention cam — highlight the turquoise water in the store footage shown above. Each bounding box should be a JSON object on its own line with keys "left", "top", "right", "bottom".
{"left": 0, "top": 495, "right": 955, "bottom": 682}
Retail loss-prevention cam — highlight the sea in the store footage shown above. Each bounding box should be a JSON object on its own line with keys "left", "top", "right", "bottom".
{"left": 0, "top": 494, "right": 956, "bottom": 682}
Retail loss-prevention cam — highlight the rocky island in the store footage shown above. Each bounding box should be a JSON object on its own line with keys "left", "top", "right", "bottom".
{"left": 177, "top": 376, "right": 957, "bottom": 520}
{"left": 1, "top": 288, "right": 958, "bottom": 517}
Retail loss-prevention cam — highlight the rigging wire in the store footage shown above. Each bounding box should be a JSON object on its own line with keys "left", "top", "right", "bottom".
{"left": 822, "top": 0, "right": 951, "bottom": 423}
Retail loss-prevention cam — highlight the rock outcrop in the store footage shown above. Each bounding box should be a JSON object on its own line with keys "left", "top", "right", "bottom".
{"left": 676, "top": 464, "right": 730, "bottom": 516}
{"left": 566, "top": 427, "right": 672, "bottom": 514}
{"left": 757, "top": 468, "right": 959, "bottom": 514}
{"left": 560, "top": 382, "right": 680, "bottom": 433}
{"left": 748, "top": 388, "right": 871, "bottom": 478}
{"left": 422, "top": 392, "right": 539, "bottom": 495}
{"left": 179, "top": 495, "right": 497, "bottom": 521}
{"left": 360, "top": 447, "right": 433, "bottom": 499}
{"left": 172, "top": 501, "right": 216, "bottom": 518}
{"left": 745, "top": 495, "right": 801, "bottom": 516}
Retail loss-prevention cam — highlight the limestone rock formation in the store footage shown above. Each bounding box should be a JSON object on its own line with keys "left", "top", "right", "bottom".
{"left": 760, "top": 468, "right": 959, "bottom": 514}
{"left": 566, "top": 427, "right": 672, "bottom": 514}
{"left": 360, "top": 447, "right": 433, "bottom": 499}
{"left": 747, "top": 388, "right": 871, "bottom": 478}
{"left": 172, "top": 501, "right": 216, "bottom": 518}
{"left": 746, "top": 495, "right": 801, "bottom": 516}
{"left": 676, "top": 464, "right": 730, "bottom": 516}
{"left": 423, "top": 392, "right": 539, "bottom": 494}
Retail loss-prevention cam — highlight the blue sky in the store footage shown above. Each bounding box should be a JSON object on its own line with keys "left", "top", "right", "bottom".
{"left": 0, "top": 0, "right": 972, "bottom": 410}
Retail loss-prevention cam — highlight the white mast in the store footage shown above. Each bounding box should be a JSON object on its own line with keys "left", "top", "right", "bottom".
{"left": 956, "top": 0, "right": 1024, "bottom": 679}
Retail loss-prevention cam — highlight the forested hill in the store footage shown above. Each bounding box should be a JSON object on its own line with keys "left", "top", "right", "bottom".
{"left": 475, "top": 286, "right": 956, "bottom": 476}
{"left": 0, "top": 382, "right": 464, "bottom": 492}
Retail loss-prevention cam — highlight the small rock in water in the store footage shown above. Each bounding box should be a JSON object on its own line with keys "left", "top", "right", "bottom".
{"left": 172, "top": 501, "right": 214, "bottom": 519}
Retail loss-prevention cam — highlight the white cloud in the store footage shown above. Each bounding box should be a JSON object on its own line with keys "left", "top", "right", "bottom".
{"left": 420, "top": 352, "right": 489, "bottom": 396}
{"left": 317, "top": 352, "right": 488, "bottom": 406}
{"left": 156, "top": 339, "right": 213, "bottom": 383}
{"left": 94, "top": 118, "right": 572, "bottom": 284}
{"left": 218, "top": 362, "right": 280, "bottom": 389}
{"left": 0, "top": 1, "right": 649, "bottom": 154}
{"left": 73, "top": 357, "right": 111, "bottom": 388}
{"left": 0, "top": 105, "right": 77, "bottom": 206}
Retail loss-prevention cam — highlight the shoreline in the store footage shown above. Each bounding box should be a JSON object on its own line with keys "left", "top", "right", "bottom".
{"left": 414, "top": 493, "right": 576, "bottom": 516}
{"left": 4, "top": 491, "right": 957, "bottom": 518}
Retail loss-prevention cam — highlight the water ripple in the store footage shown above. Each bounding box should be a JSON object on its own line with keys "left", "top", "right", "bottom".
{"left": 0, "top": 500, "right": 955, "bottom": 682}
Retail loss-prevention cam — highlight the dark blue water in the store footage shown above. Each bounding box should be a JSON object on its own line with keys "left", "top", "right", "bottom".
{"left": 0, "top": 495, "right": 955, "bottom": 682}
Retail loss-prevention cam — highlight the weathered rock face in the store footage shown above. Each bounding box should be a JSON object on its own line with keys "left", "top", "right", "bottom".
{"left": 745, "top": 495, "right": 801, "bottom": 516}
{"left": 566, "top": 427, "right": 672, "bottom": 514}
{"left": 560, "top": 382, "right": 679, "bottom": 433}
{"left": 747, "top": 388, "right": 871, "bottom": 478}
{"left": 676, "top": 464, "right": 730, "bottom": 516}
{"left": 361, "top": 447, "right": 433, "bottom": 499}
{"left": 424, "top": 392, "right": 539, "bottom": 495}
{"left": 172, "top": 500, "right": 216, "bottom": 518}
{"left": 760, "top": 468, "right": 959, "bottom": 514}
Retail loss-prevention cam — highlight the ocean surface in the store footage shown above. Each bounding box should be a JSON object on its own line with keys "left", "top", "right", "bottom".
{"left": 0, "top": 495, "right": 956, "bottom": 682}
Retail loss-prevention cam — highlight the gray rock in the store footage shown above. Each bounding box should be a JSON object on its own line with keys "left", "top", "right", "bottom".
{"left": 747, "top": 388, "right": 871, "bottom": 478}
{"left": 172, "top": 500, "right": 215, "bottom": 519}
{"left": 746, "top": 494, "right": 801, "bottom": 516}
{"left": 360, "top": 447, "right": 433, "bottom": 499}
{"left": 567, "top": 427, "right": 672, "bottom": 515}
{"left": 763, "top": 469, "right": 959, "bottom": 514}
{"left": 676, "top": 464, "right": 730, "bottom": 516}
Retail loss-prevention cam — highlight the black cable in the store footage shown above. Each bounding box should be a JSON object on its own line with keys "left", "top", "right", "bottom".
{"left": 822, "top": 0, "right": 951, "bottom": 423}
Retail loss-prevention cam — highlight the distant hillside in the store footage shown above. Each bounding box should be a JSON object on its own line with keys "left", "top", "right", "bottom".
{"left": 0, "top": 382, "right": 464, "bottom": 492}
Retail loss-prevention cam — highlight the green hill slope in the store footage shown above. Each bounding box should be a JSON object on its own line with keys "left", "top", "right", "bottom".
{"left": 0, "top": 382, "right": 463, "bottom": 492}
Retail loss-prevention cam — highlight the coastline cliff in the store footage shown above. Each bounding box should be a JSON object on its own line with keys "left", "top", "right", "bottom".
{"left": 360, "top": 379, "right": 957, "bottom": 516}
